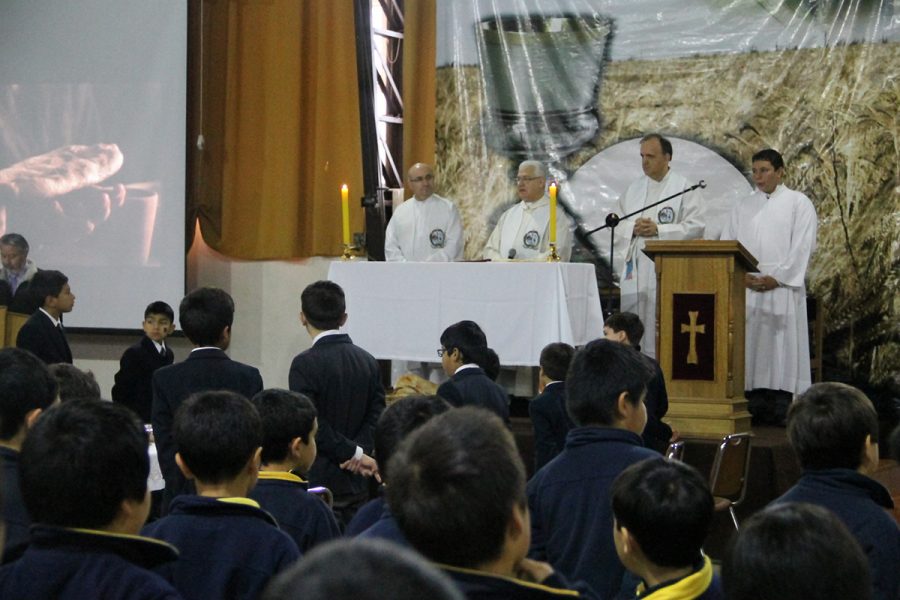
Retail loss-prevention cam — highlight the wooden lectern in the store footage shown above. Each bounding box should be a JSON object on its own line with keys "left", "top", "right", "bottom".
{"left": 643, "top": 241, "right": 757, "bottom": 437}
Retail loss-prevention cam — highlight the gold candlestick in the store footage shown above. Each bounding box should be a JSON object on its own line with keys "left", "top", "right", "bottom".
{"left": 547, "top": 242, "right": 560, "bottom": 262}
{"left": 341, "top": 244, "right": 355, "bottom": 261}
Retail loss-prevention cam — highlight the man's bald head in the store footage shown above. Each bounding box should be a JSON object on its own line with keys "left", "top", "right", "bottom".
{"left": 408, "top": 163, "right": 435, "bottom": 201}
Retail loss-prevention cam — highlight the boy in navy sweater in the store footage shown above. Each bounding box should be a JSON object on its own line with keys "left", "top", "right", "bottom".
{"left": 0, "top": 348, "right": 58, "bottom": 560}
{"left": 527, "top": 339, "right": 657, "bottom": 600}
{"left": 348, "top": 394, "right": 450, "bottom": 541}
{"left": 142, "top": 391, "right": 299, "bottom": 600}
{"left": 611, "top": 458, "right": 722, "bottom": 599}
{"left": 389, "top": 407, "right": 594, "bottom": 600}
{"left": 113, "top": 301, "right": 176, "bottom": 423}
{"left": 248, "top": 388, "right": 340, "bottom": 552}
{"left": 0, "top": 400, "right": 181, "bottom": 599}
{"left": 773, "top": 382, "right": 900, "bottom": 600}
{"left": 603, "top": 312, "right": 672, "bottom": 452}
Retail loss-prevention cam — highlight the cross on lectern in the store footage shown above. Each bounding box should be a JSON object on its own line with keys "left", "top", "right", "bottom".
{"left": 680, "top": 310, "right": 706, "bottom": 365}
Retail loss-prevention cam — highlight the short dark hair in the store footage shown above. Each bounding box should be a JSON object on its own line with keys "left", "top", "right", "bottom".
{"left": 374, "top": 395, "right": 450, "bottom": 482}
{"left": 641, "top": 133, "right": 673, "bottom": 159}
{"left": 612, "top": 458, "right": 713, "bottom": 568}
{"left": 145, "top": 300, "right": 175, "bottom": 322}
{"left": 0, "top": 233, "right": 29, "bottom": 253}
{"left": 751, "top": 148, "right": 785, "bottom": 171}
{"left": 250, "top": 389, "right": 317, "bottom": 465}
{"left": 262, "top": 538, "right": 464, "bottom": 600}
{"left": 604, "top": 312, "right": 645, "bottom": 349}
{"left": 20, "top": 400, "right": 148, "bottom": 529}
{"left": 0, "top": 348, "right": 58, "bottom": 440}
{"left": 301, "top": 281, "right": 346, "bottom": 331}
{"left": 787, "top": 382, "right": 878, "bottom": 471}
{"left": 179, "top": 287, "right": 234, "bottom": 347}
{"left": 539, "top": 342, "right": 575, "bottom": 381}
{"left": 174, "top": 390, "right": 262, "bottom": 484}
{"left": 566, "top": 339, "right": 652, "bottom": 427}
{"left": 482, "top": 347, "right": 500, "bottom": 381}
{"left": 440, "top": 320, "right": 494, "bottom": 372}
{"left": 47, "top": 364, "right": 102, "bottom": 403}
{"left": 29, "top": 270, "right": 68, "bottom": 305}
{"left": 723, "top": 502, "right": 870, "bottom": 600}
{"left": 387, "top": 407, "right": 526, "bottom": 568}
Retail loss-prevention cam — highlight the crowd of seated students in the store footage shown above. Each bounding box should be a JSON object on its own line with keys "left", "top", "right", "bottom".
{"left": 1, "top": 276, "right": 898, "bottom": 600}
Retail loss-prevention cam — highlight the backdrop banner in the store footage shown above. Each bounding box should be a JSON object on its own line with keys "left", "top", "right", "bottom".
{"left": 433, "top": 0, "right": 899, "bottom": 401}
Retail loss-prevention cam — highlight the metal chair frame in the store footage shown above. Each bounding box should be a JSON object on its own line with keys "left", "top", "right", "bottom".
{"left": 708, "top": 432, "right": 752, "bottom": 530}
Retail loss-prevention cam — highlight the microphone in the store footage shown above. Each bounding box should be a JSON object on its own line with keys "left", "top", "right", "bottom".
{"left": 508, "top": 248, "right": 517, "bottom": 260}
{"left": 699, "top": 180, "right": 706, "bottom": 188}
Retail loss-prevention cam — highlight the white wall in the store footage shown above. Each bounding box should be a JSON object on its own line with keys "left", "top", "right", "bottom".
{"left": 71, "top": 231, "right": 335, "bottom": 398}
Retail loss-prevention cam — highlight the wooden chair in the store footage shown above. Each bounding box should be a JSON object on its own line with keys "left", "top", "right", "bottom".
{"left": 665, "top": 440, "right": 685, "bottom": 461}
{"left": 709, "top": 432, "right": 752, "bottom": 530}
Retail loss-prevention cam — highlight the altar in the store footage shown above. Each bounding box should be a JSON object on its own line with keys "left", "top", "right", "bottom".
{"left": 327, "top": 261, "right": 604, "bottom": 366}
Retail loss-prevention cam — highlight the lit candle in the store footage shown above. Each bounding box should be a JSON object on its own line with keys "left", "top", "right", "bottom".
{"left": 341, "top": 184, "right": 350, "bottom": 246}
{"left": 548, "top": 182, "right": 557, "bottom": 244}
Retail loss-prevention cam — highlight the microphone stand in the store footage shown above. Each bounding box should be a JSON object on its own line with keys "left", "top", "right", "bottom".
{"left": 583, "top": 180, "right": 705, "bottom": 309}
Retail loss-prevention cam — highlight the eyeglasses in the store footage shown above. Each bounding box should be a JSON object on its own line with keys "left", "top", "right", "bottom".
{"left": 515, "top": 176, "right": 544, "bottom": 184}
{"left": 437, "top": 348, "right": 447, "bottom": 357}
{"left": 409, "top": 174, "right": 435, "bottom": 183}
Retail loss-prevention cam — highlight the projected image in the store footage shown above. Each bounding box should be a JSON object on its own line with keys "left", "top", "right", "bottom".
{"left": 0, "top": 87, "right": 163, "bottom": 267}
{"left": 0, "top": 0, "right": 187, "bottom": 328}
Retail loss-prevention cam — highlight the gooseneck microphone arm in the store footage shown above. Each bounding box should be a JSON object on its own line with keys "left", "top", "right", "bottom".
{"left": 583, "top": 181, "right": 706, "bottom": 298}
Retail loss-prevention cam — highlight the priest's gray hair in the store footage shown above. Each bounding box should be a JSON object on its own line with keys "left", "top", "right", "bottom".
{"left": 518, "top": 160, "right": 547, "bottom": 178}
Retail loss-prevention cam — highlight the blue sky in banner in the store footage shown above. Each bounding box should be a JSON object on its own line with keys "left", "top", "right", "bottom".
{"left": 437, "top": 0, "right": 899, "bottom": 66}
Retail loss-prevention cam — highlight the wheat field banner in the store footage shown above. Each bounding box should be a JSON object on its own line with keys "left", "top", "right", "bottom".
{"left": 431, "top": 0, "right": 898, "bottom": 400}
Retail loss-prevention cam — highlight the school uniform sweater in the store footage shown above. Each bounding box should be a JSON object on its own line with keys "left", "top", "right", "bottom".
{"left": 345, "top": 496, "right": 386, "bottom": 537}
{"left": 774, "top": 468, "right": 900, "bottom": 600}
{"left": 0, "top": 525, "right": 181, "bottom": 599}
{"left": 441, "top": 564, "right": 591, "bottom": 600}
{"left": 0, "top": 446, "right": 30, "bottom": 561}
{"left": 248, "top": 472, "right": 340, "bottom": 552}
{"left": 142, "top": 496, "right": 299, "bottom": 600}
{"left": 527, "top": 427, "right": 657, "bottom": 600}
{"left": 632, "top": 556, "right": 723, "bottom": 600}
{"left": 358, "top": 503, "right": 409, "bottom": 546}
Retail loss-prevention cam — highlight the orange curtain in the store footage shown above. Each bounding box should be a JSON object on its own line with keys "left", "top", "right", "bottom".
{"left": 191, "top": 0, "right": 364, "bottom": 258}
{"left": 402, "top": 0, "right": 437, "bottom": 182}
{"left": 188, "top": 0, "right": 437, "bottom": 258}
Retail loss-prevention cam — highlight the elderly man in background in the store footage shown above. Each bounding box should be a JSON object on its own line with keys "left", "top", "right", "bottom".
{"left": 0, "top": 233, "right": 39, "bottom": 311}
{"left": 384, "top": 163, "right": 464, "bottom": 262}
{"left": 483, "top": 160, "right": 573, "bottom": 261}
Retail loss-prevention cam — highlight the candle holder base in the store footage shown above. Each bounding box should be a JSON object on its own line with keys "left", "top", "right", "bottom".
{"left": 547, "top": 243, "right": 561, "bottom": 262}
{"left": 341, "top": 244, "right": 356, "bottom": 261}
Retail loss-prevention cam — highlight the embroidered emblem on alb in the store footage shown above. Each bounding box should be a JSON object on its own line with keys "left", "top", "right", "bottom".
{"left": 429, "top": 229, "right": 446, "bottom": 248}
{"left": 523, "top": 230, "right": 540, "bottom": 249}
{"left": 657, "top": 206, "right": 675, "bottom": 224}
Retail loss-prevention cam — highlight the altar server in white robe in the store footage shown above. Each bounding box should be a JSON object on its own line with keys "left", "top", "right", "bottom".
{"left": 615, "top": 134, "right": 705, "bottom": 358}
{"left": 384, "top": 162, "right": 465, "bottom": 262}
{"left": 483, "top": 160, "right": 573, "bottom": 261}
{"left": 721, "top": 149, "right": 817, "bottom": 422}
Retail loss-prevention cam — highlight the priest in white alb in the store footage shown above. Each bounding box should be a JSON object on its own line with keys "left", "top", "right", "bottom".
{"left": 384, "top": 162, "right": 464, "bottom": 262}
{"left": 614, "top": 134, "right": 705, "bottom": 358}
{"left": 483, "top": 160, "right": 573, "bottom": 261}
{"left": 720, "top": 148, "right": 817, "bottom": 425}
